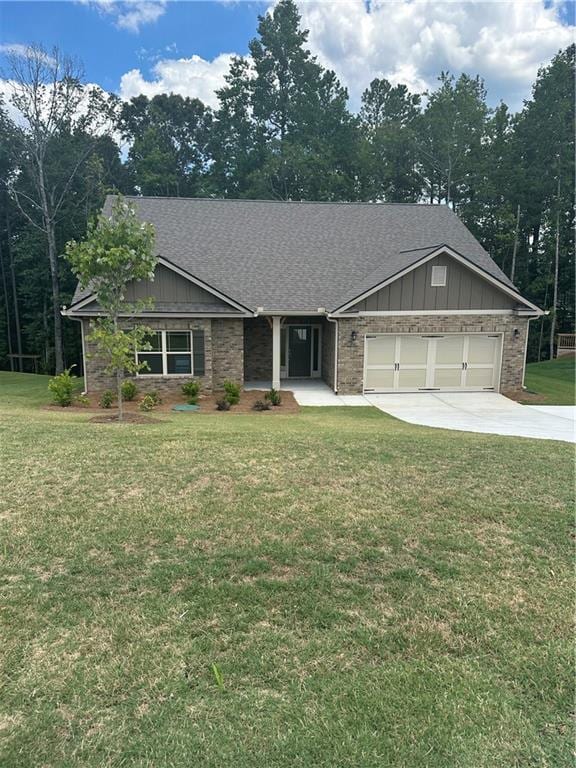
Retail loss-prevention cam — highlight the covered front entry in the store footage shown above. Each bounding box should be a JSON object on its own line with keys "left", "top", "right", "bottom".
{"left": 281, "top": 324, "right": 322, "bottom": 379}
{"left": 363, "top": 333, "right": 502, "bottom": 393}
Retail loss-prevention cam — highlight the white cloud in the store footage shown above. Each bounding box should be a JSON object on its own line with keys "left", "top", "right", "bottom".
{"left": 78, "top": 0, "right": 167, "bottom": 33}
{"left": 0, "top": 43, "right": 57, "bottom": 66}
{"left": 119, "top": 53, "right": 236, "bottom": 107}
{"left": 294, "top": 0, "right": 575, "bottom": 110}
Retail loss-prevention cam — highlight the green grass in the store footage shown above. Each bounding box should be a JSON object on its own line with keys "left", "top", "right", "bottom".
{"left": 524, "top": 355, "right": 575, "bottom": 405}
{"left": 0, "top": 372, "right": 574, "bottom": 767}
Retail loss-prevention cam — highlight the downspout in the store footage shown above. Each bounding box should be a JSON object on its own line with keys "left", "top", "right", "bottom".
{"left": 521, "top": 315, "right": 541, "bottom": 391}
{"left": 326, "top": 316, "right": 338, "bottom": 393}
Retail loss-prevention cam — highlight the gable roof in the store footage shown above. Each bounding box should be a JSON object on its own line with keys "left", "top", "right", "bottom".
{"left": 70, "top": 196, "right": 530, "bottom": 314}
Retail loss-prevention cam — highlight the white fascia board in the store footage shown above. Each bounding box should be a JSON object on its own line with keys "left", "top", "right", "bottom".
{"left": 339, "top": 309, "right": 516, "bottom": 317}
{"left": 332, "top": 245, "right": 542, "bottom": 315}
{"left": 67, "top": 311, "right": 251, "bottom": 319}
{"left": 255, "top": 310, "right": 326, "bottom": 316}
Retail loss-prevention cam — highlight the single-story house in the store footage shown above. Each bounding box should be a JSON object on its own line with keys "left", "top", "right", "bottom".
{"left": 64, "top": 196, "right": 542, "bottom": 396}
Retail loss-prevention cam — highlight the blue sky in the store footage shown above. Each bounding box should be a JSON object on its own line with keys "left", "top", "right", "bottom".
{"left": 1, "top": 1, "right": 574, "bottom": 112}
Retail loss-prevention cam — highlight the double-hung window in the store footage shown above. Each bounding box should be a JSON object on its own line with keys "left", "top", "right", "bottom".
{"left": 137, "top": 330, "right": 203, "bottom": 376}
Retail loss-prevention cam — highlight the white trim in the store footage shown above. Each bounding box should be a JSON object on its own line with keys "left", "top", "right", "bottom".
{"left": 67, "top": 311, "right": 247, "bottom": 319}
{"left": 363, "top": 332, "right": 503, "bottom": 393}
{"left": 345, "top": 309, "right": 516, "bottom": 317}
{"left": 272, "top": 317, "right": 281, "bottom": 390}
{"left": 257, "top": 310, "right": 325, "bottom": 317}
{"left": 431, "top": 265, "right": 447, "bottom": 287}
{"left": 332, "top": 245, "right": 543, "bottom": 316}
{"left": 136, "top": 329, "right": 197, "bottom": 378}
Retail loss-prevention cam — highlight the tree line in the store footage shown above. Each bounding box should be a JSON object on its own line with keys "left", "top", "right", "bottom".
{"left": 0, "top": 0, "right": 573, "bottom": 374}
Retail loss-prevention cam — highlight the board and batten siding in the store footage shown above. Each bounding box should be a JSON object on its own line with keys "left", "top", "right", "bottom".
{"left": 124, "top": 264, "right": 231, "bottom": 307}
{"left": 350, "top": 255, "right": 516, "bottom": 312}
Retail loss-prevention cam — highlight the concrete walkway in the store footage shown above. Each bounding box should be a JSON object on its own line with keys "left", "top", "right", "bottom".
{"left": 364, "top": 392, "right": 576, "bottom": 443}
{"left": 245, "top": 379, "right": 368, "bottom": 406}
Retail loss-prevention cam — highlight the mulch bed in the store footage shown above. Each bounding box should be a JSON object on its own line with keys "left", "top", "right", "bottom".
{"left": 43, "top": 389, "right": 300, "bottom": 417}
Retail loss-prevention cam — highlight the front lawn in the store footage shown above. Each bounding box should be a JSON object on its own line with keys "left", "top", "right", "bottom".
{"left": 0, "top": 372, "right": 573, "bottom": 767}
{"left": 524, "top": 355, "right": 575, "bottom": 405}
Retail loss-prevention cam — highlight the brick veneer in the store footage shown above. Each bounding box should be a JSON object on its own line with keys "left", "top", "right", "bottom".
{"left": 212, "top": 318, "right": 244, "bottom": 388}
{"left": 335, "top": 314, "right": 529, "bottom": 395}
{"left": 82, "top": 317, "right": 245, "bottom": 395}
{"left": 244, "top": 317, "right": 272, "bottom": 380}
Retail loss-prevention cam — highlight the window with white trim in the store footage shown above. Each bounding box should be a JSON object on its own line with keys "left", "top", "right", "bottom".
{"left": 431, "top": 265, "right": 447, "bottom": 287}
{"left": 137, "top": 331, "right": 195, "bottom": 376}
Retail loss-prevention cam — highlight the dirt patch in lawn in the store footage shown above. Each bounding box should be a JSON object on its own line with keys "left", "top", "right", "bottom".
{"left": 43, "top": 389, "right": 300, "bottom": 416}
{"left": 503, "top": 389, "right": 547, "bottom": 404}
{"left": 89, "top": 412, "right": 163, "bottom": 424}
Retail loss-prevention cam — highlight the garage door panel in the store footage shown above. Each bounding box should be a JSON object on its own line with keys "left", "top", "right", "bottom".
{"left": 397, "top": 368, "right": 427, "bottom": 388}
{"left": 468, "top": 335, "right": 497, "bottom": 364}
{"left": 433, "top": 368, "right": 463, "bottom": 388}
{"left": 435, "top": 336, "right": 464, "bottom": 364}
{"left": 365, "top": 368, "right": 395, "bottom": 390}
{"left": 398, "top": 336, "right": 428, "bottom": 364}
{"left": 366, "top": 336, "right": 396, "bottom": 365}
{"left": 465, "top": 366, "right": 496, "bottom": 388}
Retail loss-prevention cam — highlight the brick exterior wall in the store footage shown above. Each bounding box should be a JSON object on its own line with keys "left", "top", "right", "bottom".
{"left": 244, "top": 317, "right": 272, "bottom": 380}
{"left": 212, "top": 318, "right": 244, "bottom": 389}
{"left": 335, "top": 314, "right": 529, "bottom": 395}
{"left": 82, "top": 317, "right": 246, "bottom": 395}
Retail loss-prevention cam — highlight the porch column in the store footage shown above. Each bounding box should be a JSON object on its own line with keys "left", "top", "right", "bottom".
{"left": 272, "top": 316, "right": 281, "bottom": 390}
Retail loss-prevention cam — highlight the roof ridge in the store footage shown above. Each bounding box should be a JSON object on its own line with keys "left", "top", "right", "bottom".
{"left": 108, "top": 194, "right": 446, "bottom": 208}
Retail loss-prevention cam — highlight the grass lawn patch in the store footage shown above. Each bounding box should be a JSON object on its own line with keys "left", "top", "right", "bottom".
{"left": 523, "top": 355, "right": 575, "bottom": 405}
{"left": 0, "top": 372, "right": 574, "bottom": 767}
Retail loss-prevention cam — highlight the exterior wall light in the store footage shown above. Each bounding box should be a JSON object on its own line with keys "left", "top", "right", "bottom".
{"left": 351, "top": 330, "right": 358, "bottom": 342}
{"left": 513, "top": 328, "right": 520, "bottom": 338}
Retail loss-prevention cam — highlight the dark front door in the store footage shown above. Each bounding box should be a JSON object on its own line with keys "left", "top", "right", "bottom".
{"left": 288, "top": 326, "right": 311, "bottom": 377}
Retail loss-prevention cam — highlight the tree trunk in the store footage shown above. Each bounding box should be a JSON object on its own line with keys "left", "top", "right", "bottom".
{"left": 0, "top": 237, "right": 14, "bottom": 370}
{"left": 5, "top": 206, "right": 22, "bottom": 370}
{"left": 510, "top": 203, "right": 520, "bottom": 283}
{"left": 37, "top": 165, "right": 64, "bottom": 374}
{"left": 116, "top": 368, "right": 124, "bottom": 422}
{"left": 114, "top": 314, "right": 124, "bottom": 422}
{"left": 549, "top": 208, "right": 561, "bottom": 361}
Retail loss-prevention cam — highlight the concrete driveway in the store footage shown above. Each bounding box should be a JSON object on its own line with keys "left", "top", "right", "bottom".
{"left": 364, "top": 392, "right": 575, "bottom": 443}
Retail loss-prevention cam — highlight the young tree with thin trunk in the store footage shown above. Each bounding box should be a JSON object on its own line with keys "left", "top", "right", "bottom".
{"left": 4, "top": 44, "right": 117, "bottom": 372}
{"left": 65, "top": 198, "right": 156, "bottom": 421}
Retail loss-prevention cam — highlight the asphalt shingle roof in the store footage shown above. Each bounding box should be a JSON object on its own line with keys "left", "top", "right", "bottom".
{"left": 71, "top": 196, "right": 517, "bottom": 313}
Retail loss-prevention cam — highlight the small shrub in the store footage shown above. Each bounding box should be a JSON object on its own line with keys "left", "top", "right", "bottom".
{"left": 147, "top": 390, "right": 162, "bottom": 406}
{"left": 121, "top": 380, "right": 137, "bottom": 401}
{"left": 223, "top": 380, "right": 241, "bottom": 405}
{"left": 75, "top": 394, "right": 90, "bottom": 407}
{"left": 216, "top": 398, "right": 230, "bottom": 411}
{"left": 182, "top": 380, "right": 201, "bottom": 404}
{"left": 265, "top": 388, "right": 282, "bottom": 406}
{"left": 99, "top": 390, "right": 114, "bottom": 409}
{"left": 139, "top": 390, "right": 162, "bottom": 412}
{"left": 47, "top": 366, "right": 77, "bottom": 407}
{"left": 253, "top": 399, "right": 270, "bottom": 411}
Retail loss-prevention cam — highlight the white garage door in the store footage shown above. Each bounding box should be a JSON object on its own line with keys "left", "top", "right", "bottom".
{"left": 364, "top": 333, "right": 502, "bottom": 393}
